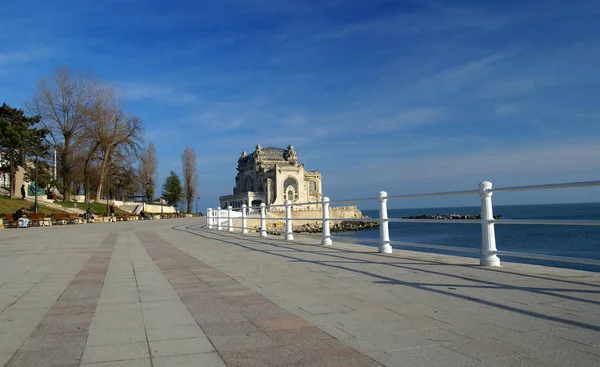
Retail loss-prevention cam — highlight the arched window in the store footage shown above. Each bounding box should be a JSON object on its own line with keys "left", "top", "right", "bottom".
{"left": 244, "top": 176, "right": 253, "bottom": 192}
{"left": 283, "top": 177, "right": 298, "bottom": 202}
{"left": 309, "top": 180, "right": 317, "bottom": 194}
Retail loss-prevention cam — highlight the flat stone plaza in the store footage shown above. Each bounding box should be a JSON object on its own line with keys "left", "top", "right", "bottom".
{"left": 1, "top": 219, "right": 599, "bottom": 366}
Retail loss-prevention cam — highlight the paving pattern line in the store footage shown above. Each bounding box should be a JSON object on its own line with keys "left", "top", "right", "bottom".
{"left": 137, "top": 231, "right": 384, "bottom": 367}
{"left": 5, "top": 233, "right": 118, "bottom": 367}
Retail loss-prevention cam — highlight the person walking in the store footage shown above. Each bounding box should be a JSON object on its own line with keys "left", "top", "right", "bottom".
{"left": 21, "top": 184, "right": 26, "bottom": 199}
{"left": 85, "top": 207, "right": 95, "bottom": 223}
{"left": 109, "top": 204, "right": 116, "bottom": 222}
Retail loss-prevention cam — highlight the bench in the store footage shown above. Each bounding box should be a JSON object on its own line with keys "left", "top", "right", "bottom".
{"left": 3, "top": 214, "right": 19, "bottom": 228}
{"left": 51, "top": 213, "right": 69, "bottom": 225}
{"left": 29, "top": 213, "right": 51, "bottom": 227}
{"left": 67, "top": 213, "right": 84, "bottom": 224}
{"left": 116, "top": 213, "right": 137, "bottom": 221}
{"left": 1, "top": 213, "right": 47, "bottom": 228}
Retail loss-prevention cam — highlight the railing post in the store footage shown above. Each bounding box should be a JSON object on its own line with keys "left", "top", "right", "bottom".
{"left": 207, "top": 208, "right": 213, "bottom": 229}
{"left": 227, "top": 206, "right": 233, "bottom": 232}
{"left": 260, "top": 203, "right": 267, "bottom": 237}
{"left": 241, "top": 204, "right": 248, "bottom": 234}
{"left": 479, "top": 181, "right": 501, "bottom": 266}
{"left": 321, "top": 196, "right": 332, "bottom": 246}
{"left": 378, "top": 191, "right": 392, "bottom": 254}
{"left": 216, "top": 207, "right": 222, "bottom": 231}
{"left": 285, "top": 200, "right": 294, "bottom": 240}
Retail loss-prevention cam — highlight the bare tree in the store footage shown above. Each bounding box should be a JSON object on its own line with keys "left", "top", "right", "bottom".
{"left": 28, "top": 68, "right": 101, "bottom": 200}
{"left": 139, "top": 142, "right": 158, "bottom": 202}
{"left": 85, "top": 85, "right": 144, "bottom": 202}
{"left": 181, "top": 146, "right": 198, "bottom": 213}
{"left": 77, "top": 137, "right": 100, "bottom": 202}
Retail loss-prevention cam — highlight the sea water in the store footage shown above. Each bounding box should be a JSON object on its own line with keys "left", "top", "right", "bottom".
{"left": 333, "top": 202, "right": 600, "bottom": 272}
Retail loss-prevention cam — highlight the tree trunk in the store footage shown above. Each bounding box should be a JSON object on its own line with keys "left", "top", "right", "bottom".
{"left": 62, "top": 139, "right": 73, "bottom": 201}
{"left": 85, "top": 174, "right": 89, "bottom": 203}
{"left": 61, "top": 149, "right": 69, "bottom": 201}
{"left": 95, "top": 152, "right": 111, "bottom": 202}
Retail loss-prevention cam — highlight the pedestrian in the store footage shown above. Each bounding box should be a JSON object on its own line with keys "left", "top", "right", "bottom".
{"left": 21, "top": 184, "right": 26, "bottom": 199}
{"left": 109, "top": 203, "right": 116, "bottom": 222}
{"left": 139, "top": 209, "right": 150, "bottom": 220}
{"left": 85, "top": 207, "right": 95, "bottom": 222}
{"left": 15, "top": 207, "right": 29, "bottom": 228}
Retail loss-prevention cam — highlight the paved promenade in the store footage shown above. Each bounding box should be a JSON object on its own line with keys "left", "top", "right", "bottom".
{"left": 1, "top": 219, "right": 599, "bottom": 366}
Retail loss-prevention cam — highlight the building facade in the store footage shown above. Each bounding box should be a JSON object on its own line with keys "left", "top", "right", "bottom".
{"left": 219, "top": 144, "right": 322, "bottom": 210}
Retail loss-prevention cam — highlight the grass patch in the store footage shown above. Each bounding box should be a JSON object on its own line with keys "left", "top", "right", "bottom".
{"left": 0, "top": 195, "right": 66, "bottom": 216}
{"left": 54, "top": 201, "right": 130, "bottom": 215}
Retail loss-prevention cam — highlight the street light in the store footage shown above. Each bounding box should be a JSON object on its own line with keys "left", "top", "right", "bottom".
{"left": 196, "top": 195, "right": 200, "bottom": 215}
{"left": 105, "top": 171, "right": 109, "bottom": 216}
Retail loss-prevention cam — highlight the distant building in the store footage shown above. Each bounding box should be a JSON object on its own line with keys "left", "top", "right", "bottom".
{"left": 219, "top": 144, "right": 322, "bottom": 209}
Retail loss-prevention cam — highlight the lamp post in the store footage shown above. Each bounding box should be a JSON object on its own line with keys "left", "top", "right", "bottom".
{"left": 196, "top": 195, "right": 200, "bottom": 215}
{"left": 33, "top": 156, "right": 39, "bottom": 213}
{"left": 105, "top": 173, "right": 109, "bottom": 216}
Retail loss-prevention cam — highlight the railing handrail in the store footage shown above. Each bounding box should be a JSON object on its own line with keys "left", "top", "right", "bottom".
{"left": 207, "top": 180, "right": 600, "bottom": 268}
{"left": 223, "top": 180, "right": 600, "bottom": 210}
{"left": 489, "top": 180, "right": 600, "bottom": 193}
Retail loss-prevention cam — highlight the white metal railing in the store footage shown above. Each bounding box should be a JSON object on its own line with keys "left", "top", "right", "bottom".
{"left": 206, "top": 180, "right": 600, "bottom": 267}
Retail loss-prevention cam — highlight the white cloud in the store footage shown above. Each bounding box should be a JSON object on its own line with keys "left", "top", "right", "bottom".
{"left": 0, "top": 47, "right": 52, "bottom": 72}
{"left": 0, "top": 51, "right": 34, "bottom": 65}
{"left": 327, "top": 139, "right": 600, "bottom": 190}
{"left": 411, "top": 52, "right": 516, "bottom": 95}
{"left": 118, "top": 82, "right": 197, "bottom": 105}
{"left": 373, "top": 107, "right": 446, "bottom": 131}
{"left": 220, "top": 118, "right": 244, "bottom": 130}
{"left": 314, "top": 3, "right": 515, "bottom": 40}
{"left": 494, "top": 104, "right": 520, "bottom": 115}
{"left": 484, "top": 79, "right": 537, "bottom": 98}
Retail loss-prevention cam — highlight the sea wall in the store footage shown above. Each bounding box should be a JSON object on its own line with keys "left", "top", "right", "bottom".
{"left": 234, "top": 206, "right": 374, "bottom": 232}
{"left": 142, "top": 203, "right": 177, "bottom": 214}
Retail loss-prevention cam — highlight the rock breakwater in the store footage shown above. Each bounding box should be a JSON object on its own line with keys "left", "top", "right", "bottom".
{"left": 402, "top": 214, "right": 501, "bottom": 220}
{"left": 293, "top": 220, "right": 379, "bottom": 233}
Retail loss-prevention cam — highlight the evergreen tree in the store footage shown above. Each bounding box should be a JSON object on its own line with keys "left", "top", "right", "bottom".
{"left": 0, "top": 103, "right": 49, "bottom": 198}
{"left": 162, "top": 171, "right": 183, "bottom": 207}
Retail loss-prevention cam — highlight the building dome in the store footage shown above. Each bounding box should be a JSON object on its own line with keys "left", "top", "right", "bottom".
{"left": 222, "top": 144, "right": 322, "bottom": 209}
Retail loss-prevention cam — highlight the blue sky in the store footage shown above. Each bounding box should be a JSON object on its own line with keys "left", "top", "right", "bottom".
{"left": 1, "top": 0, "right": 599, "bottom": 210}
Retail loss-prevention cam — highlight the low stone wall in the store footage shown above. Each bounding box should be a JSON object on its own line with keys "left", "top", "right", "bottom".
{"left": 141, "top": 203, "right": 177, "bottom": 214}
{"left": 234, "top": 206, "right": 366, "bottom": 232}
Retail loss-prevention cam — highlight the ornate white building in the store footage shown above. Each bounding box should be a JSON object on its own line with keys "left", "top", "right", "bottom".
{"left": 220, "top": 144, "right": 322, "bottom": 210}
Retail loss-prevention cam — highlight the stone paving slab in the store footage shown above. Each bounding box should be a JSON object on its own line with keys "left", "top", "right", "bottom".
{"left": 136, "top": 230, "right": 378, "bottom": 366}
{"left": 171, "top": 221, "right": 600, "bottom": 367}
{"left": 1, "top": 218, "right": 600, "bottom": 366}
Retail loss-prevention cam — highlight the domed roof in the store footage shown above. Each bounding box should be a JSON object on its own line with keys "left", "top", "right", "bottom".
{"left": 237, "top": 144, "right": 297, "bottom": 168}
{"left": 260, "top": 146, "right": 286, "bottom": 160}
